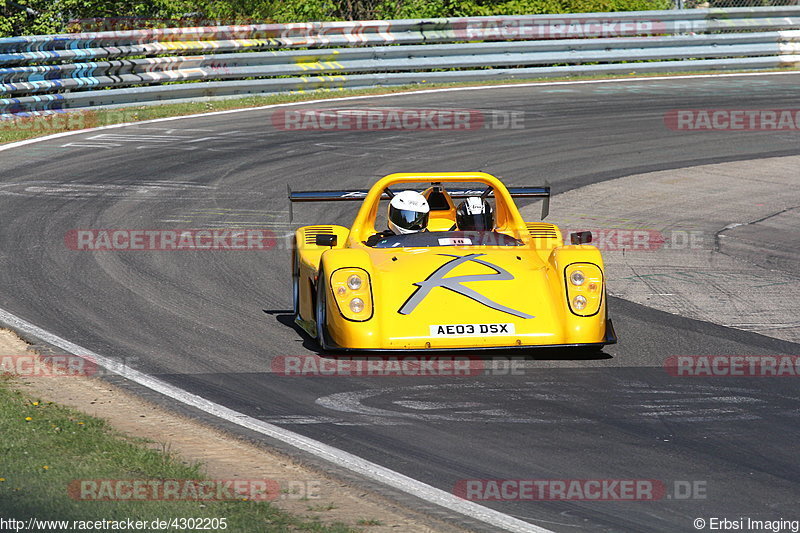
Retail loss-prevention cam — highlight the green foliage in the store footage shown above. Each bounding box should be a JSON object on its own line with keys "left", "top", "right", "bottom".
{"left": 2, "top": 0, "right": 183, "bottom": 36}
{"left": 1, "top": 0, "right": 675, "bottom": 37}
{"left": 0, "top": 0, "right": 28, "bottom": 36}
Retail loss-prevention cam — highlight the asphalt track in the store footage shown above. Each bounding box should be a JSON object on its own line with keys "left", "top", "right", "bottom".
{"left": 1, "top": 73, "right": 800, "bottom": 532}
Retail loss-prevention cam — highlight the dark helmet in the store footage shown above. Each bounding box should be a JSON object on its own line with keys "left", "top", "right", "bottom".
{"left": 456, "top": 197, "right": 494, "bottom": 231}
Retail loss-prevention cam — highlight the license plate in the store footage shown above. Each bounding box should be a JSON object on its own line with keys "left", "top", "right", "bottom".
{"left": 430, "top": 323, "right": 515, "bottom": 337}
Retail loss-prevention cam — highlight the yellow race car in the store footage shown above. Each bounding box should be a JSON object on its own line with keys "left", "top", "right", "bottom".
{"left": 290, "top": 172, "right": 616, "bottom": 351}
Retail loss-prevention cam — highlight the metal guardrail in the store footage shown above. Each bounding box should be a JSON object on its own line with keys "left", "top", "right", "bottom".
{"left": 2, "top": 7, "right": 800, "bottom": 117}
{"left": 3, "top": 6, "right": 800, "bottom": 53}
{"left": 3, "top": 32, "right": 800, "bottom": 97}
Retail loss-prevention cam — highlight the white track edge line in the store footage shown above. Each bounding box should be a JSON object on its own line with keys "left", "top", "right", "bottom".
{"left": 2, "top": 70, "right": 799, "bottom": 154}
{"left": 0, "top": 307, "right": 551, "bottom": 533}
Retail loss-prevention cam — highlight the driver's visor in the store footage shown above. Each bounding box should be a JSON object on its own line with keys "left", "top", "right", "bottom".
{"left": 460, "top": 214, "right": 492, "bottom": 231}
{"left": 395, "top": 209, "right": 429, "bottom": 231}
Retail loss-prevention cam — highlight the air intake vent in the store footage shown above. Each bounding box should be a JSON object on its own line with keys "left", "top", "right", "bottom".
{"left": 526, "top": 223, "right": 558, "bottom": 238}
{"left": 304, "top": 226, "right": 335, "bottom": 245}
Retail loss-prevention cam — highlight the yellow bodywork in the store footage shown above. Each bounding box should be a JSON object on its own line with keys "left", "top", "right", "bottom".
{"left": 292, "top": 172, "right": 613, "bottom": 351}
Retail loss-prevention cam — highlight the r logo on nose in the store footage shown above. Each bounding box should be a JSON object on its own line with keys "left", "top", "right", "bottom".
{"left": 398, "top": 253, "right": 534, "bottom": 319}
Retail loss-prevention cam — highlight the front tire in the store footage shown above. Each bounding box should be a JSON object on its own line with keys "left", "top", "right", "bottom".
{"left": 291, "top": 245, "right": 300, "bottom": 320}
{"left": 315, "top": 270, "right": 330, "bottom": 351}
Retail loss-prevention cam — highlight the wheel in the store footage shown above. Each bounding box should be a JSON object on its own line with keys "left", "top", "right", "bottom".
{"left": 291, "top": 245, "right": 300, "bottom": 319}
{"left": 315, "top": 270, "right": 330, "bottom": 351}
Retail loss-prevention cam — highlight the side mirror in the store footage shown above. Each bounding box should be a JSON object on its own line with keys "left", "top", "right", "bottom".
{"left": 570, "top": 231, "right": 592, "bottom": 245}
{"left": 315, "top": 234, "right": 338, "bottom": 247}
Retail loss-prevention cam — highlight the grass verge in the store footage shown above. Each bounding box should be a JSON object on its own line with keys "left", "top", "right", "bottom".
{"left": 0, "top": 373, "right": 356, "bottom": 532}
{"left": 1, "top": 68, "right": 795, "bottom": 146}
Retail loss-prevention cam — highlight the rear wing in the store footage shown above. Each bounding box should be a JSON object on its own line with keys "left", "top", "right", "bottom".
{"left": 288, "top": 184, "right": 550, "bottom": 220}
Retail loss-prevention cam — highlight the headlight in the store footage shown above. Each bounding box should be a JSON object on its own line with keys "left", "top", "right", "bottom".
{"left": 565, "top": 263, "right": 603, "bottom": 316}
{"left": 349, "top": 298, "right": 365, "bottom": 313}
{"left": 570, "top": 270, "right": 585, "bottom": 286}
{"left": 329, "top": 268, "right": 373, "bottom": 321}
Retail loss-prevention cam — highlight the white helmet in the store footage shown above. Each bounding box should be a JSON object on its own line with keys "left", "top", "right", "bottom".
{"left": 388, "top": 190, "right": 430, "bottom": 235}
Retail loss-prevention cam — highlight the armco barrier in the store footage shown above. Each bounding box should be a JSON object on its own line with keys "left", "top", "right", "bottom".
{"left": 1, "top": 7, "right": 799, "bottom": 117}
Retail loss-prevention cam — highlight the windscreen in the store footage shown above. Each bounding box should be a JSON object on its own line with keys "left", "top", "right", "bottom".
{"left": 371, "top": 231, "right": 521, "bottom": 248}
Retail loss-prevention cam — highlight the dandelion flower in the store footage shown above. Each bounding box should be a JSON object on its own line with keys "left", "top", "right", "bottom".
{"left": 24, "top": 417, "right": 32, "bottom": 422}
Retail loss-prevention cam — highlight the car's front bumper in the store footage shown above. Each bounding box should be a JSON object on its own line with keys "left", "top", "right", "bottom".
{"left": 321, "top": 319, "right": 616, "bottom": 352}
